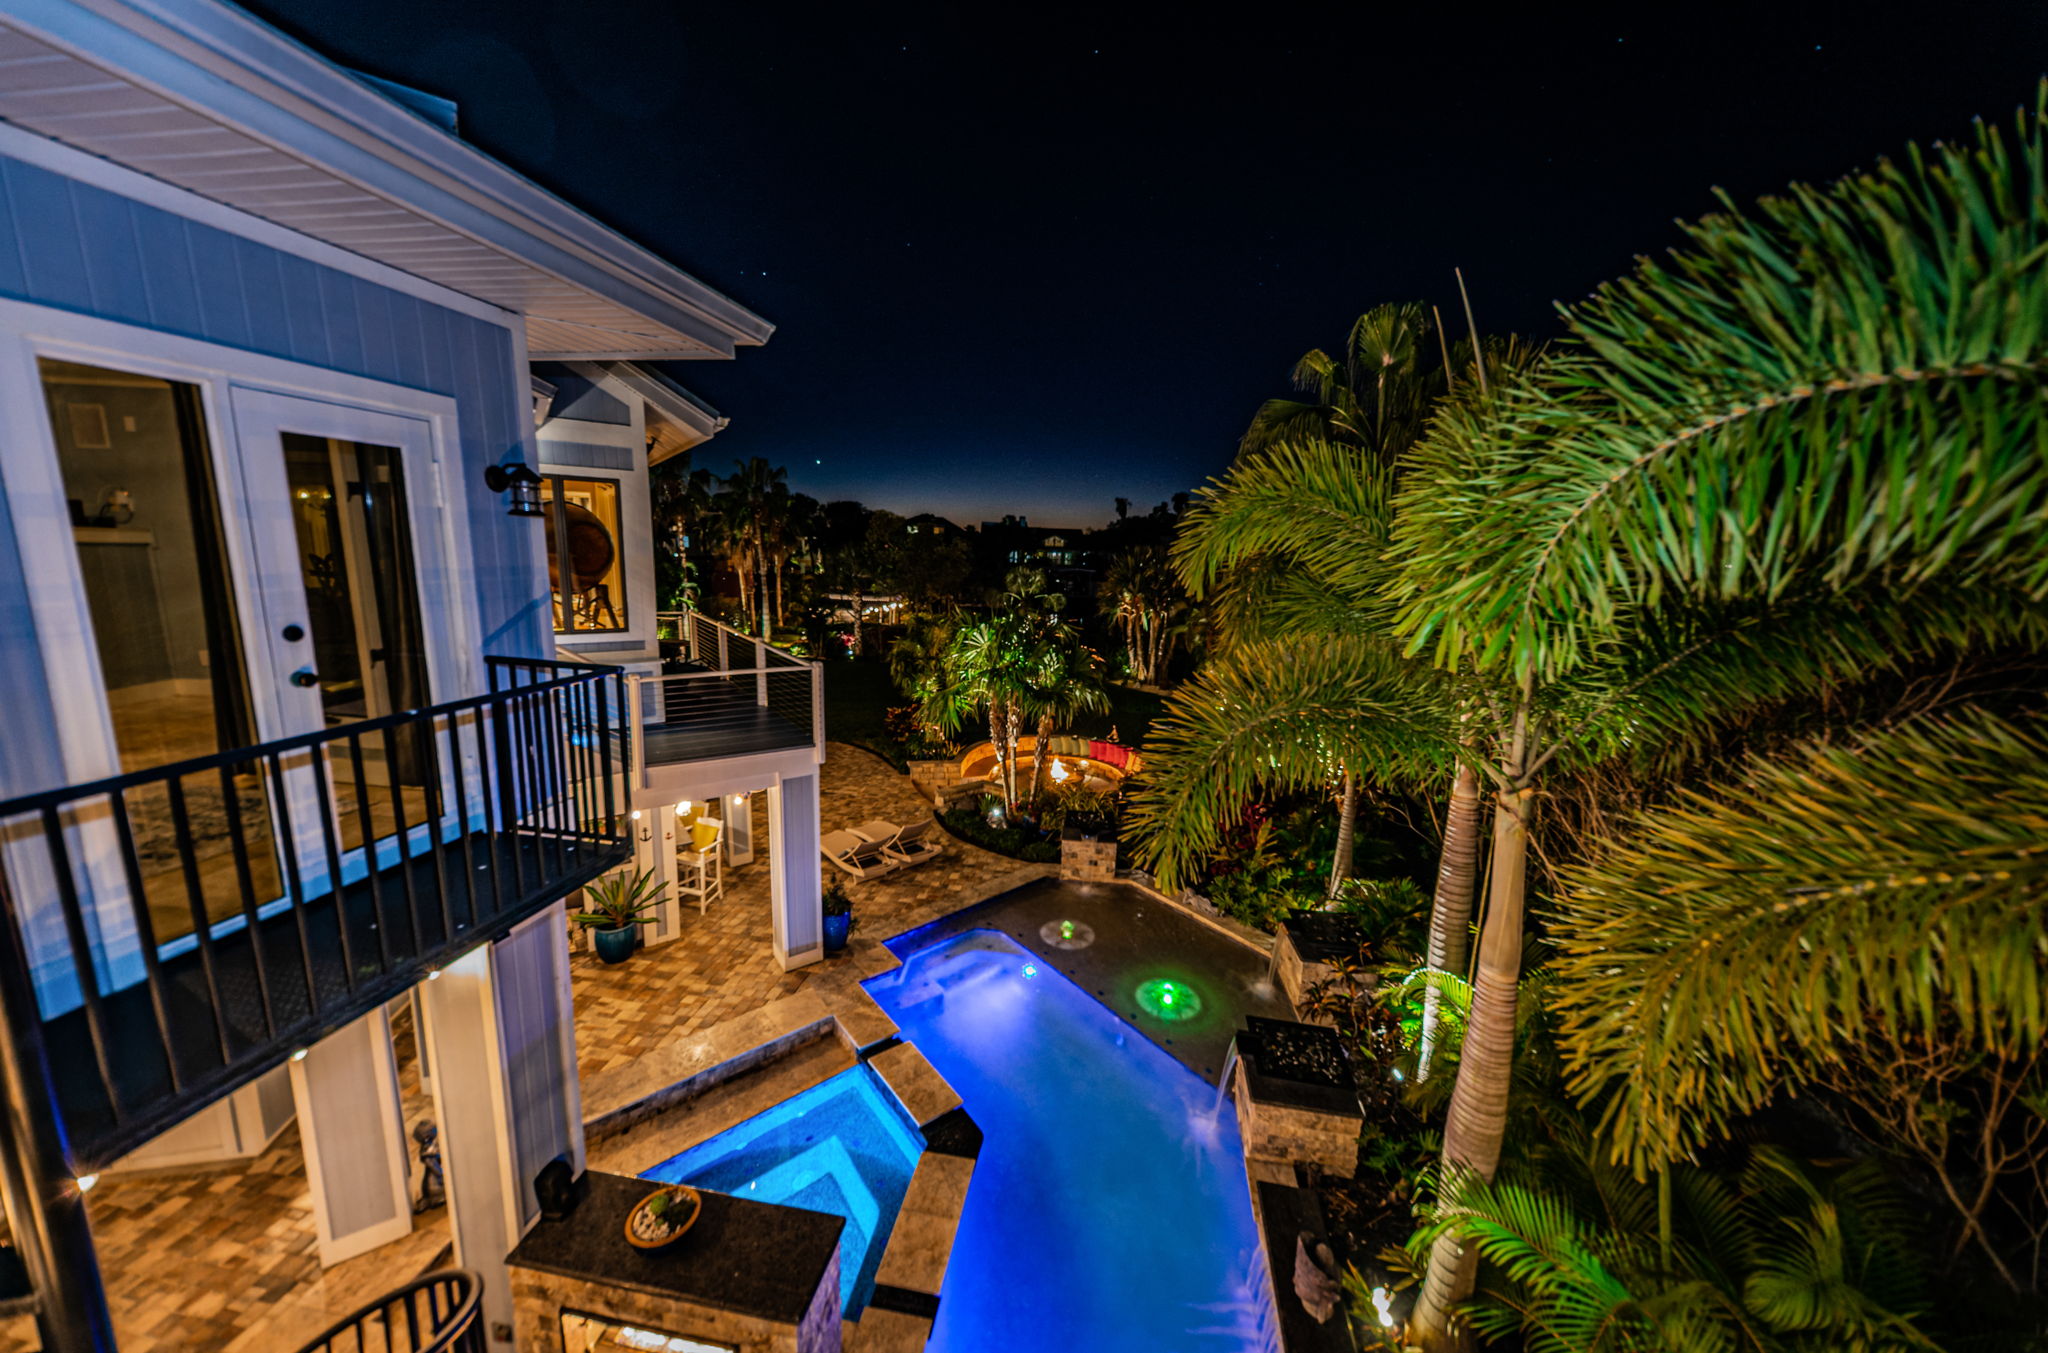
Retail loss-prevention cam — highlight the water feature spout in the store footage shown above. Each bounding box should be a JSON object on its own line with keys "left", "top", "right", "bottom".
{"left": 1211, "top": 1034, "right": 1242, "bottom": 1119}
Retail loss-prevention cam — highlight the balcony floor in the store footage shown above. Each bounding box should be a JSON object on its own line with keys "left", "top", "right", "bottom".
{"left": 642, "top": 707, "right": 812, "bottom": 764}
{"left": 51, "top": 826, "right": 627, "bottom": 1164}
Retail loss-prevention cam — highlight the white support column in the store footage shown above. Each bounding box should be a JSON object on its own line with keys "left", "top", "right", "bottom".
{"left": 289, "top": 1007, "right": 412, "bottom": 1268}
{"left": 420, "top": 902, "right": 585, "bottom": 1350}
{"left": 769, "top": 771, "right": 823, "bottom": 971}
{"left": 652, "top": 803, "right": 682, "bottom": 942}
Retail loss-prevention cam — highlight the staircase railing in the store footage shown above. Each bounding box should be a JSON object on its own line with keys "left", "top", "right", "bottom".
{"left": 293, "top": 1268, "right": 485, "bottom": 1353}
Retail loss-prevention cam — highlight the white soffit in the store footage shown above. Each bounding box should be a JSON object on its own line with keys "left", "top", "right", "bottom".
{"left": 0, "top": 0, "right": 773, "bottom": 361}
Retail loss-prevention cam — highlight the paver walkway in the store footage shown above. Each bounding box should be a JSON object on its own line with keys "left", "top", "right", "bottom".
{"left": 18, "top": 743, "right": 1035, "bottom": 1353}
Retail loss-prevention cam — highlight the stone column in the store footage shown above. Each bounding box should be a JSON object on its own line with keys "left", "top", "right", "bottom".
{"left": 768, "top": 772, "right": 822, "bottom": 971}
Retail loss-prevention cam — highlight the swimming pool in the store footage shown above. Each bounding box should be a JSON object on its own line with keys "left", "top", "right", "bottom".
{"left": 864, "top": 929, "right": 1275, "bottom": 1350}
{"left": 639, "top": 1064, "right": 925, "bottom": 1316}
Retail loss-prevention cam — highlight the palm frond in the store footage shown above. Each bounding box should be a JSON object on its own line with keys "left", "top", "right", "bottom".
{"left": 1123, "top": 633, "right": 1455, "bottom": 889}
{"left": 1393, "top": 87, "right": 2048, "bottom": 683}
{"left": 1549, "top": 706, "right": 2048, "bottom": 1175}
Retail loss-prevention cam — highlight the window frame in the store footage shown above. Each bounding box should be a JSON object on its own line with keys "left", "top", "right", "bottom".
{"left": 541, "top": 471, "right": 630, "bottom": 635}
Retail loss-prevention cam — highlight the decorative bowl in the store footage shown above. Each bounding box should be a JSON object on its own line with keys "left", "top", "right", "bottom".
{"left": 624, "top": 1184, "right": 702, "bottom": 1250}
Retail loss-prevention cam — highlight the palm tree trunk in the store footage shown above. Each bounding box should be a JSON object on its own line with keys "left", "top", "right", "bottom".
{"left": 1418, "top": 757, "right": 1483, "bottom": 1080}
{"left": 775, "top": 563, "right": 786, "bottom": 626}
{"left": 1412, "top": 714, "right": 1533, "bottom": 1353}
{"left": 851, "top": 586, "right": 865, "bottom": 657}
{"left": 756, "top": 543, "right": 771, "bottom": 638}
{"left": 1030, "top": 713, "right": 1055, "bottom": 808}
{"left": 1325, "top": 768, "right": 1356, "bottom": 901}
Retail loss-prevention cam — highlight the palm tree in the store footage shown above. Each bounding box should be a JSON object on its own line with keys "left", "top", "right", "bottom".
{"left": 919, "top": 613, "right": 1036, "bottom": 813}
{"left": 1098, "top": 546, "right": 1184, "bottom": 687}
{"left": 1240, "top": 302, "right": 1440, "bottom": 455}
{"left": 715, "top": 458, "right": 788, "bottom": 636}
{"left": 1394, "top": 92, "right": 2048, "bottom": 1343}
{"left": 1022, "top": 624, "right": 1109, "bottom": 808}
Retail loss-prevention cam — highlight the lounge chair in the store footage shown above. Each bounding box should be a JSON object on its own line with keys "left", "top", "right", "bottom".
{"left": 821, "top": 829, "right": 897, "bottom": 880}
{"left": 880, "top": 817, "right": 943, "bottom": 867}
{"left": 849, "top": 819, "right": 903, "bottom": 847}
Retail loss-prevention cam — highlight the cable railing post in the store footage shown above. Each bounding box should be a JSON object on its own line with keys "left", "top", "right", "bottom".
{"left": 811, "top": 660, "right": 825, "bottom": 760}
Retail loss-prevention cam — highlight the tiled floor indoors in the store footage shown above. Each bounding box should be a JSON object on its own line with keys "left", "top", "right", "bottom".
{"left": 7, "top": 743, "right": 1044, "bottom": 1353}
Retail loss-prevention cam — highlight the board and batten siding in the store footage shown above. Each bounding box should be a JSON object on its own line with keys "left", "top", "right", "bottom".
{"left": 0, "top": 150, "right": 550, "bottom": 801}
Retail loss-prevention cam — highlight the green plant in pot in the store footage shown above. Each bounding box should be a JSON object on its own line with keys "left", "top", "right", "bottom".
{"left": 821, "top": 878, "right": 854, "bottom": 955}
{"left": 573, "top": 868, "right": 668, "bottom": 964}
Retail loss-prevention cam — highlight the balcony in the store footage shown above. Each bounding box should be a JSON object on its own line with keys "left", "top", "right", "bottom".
{"left": 0, "top": 661, "right": 630, "bottom": 1167}
{"left": 632, "top": 612, "right": 822, "bottom": 773}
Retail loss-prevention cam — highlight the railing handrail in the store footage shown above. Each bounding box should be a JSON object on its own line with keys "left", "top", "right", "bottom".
{"left": 669, "top": 605, "right": 811, "bottom": 669}
{"left": 0, "top": 663, "right": 615, "bottom": 821}
{"left": 0, "top": 658, "right": 632, "bottom": 1165}
{"left": 293, "top": 1268, "right": 485, "bottom": 1353}
{"left": 639, "top": 664, "right": 814, "bottom": 684}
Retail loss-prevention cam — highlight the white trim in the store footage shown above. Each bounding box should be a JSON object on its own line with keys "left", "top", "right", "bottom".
{"left": 1, "top": 0, "right": 772, "bottom": 351}
{"left": 0, "top": 299, "right": 475, "bottom": 793}
{"left": 0, "top": 121, "right": 517, "bottom": 331}
{"left": 535, "top": 420, "right": 641, "bottom": 451}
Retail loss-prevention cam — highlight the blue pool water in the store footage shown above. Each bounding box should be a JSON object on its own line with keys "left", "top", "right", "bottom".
{"left": 864, "top": 930, "right": 1274, "bottom": 1351}
{"left": 640, "top": 1064, "right": 925, "bottom": 1315}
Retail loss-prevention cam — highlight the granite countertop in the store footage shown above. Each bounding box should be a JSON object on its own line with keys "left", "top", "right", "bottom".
{"left": 507, "top": 1171, "right": 844, "bottom": 1324}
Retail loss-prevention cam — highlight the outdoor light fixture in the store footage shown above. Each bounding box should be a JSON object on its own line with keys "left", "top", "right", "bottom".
{"left": 1136, "top": 977, "right": 1201, "bottom": 1021}
{"left": 483, "top": 461, "right": 545, "bottom": 517}
{"left": 73, "top": 1175, "right": 97, "bottom": 1193}
{"left": 631, "top": 809, "right": 651, "bottom": 842}
{"left": 291, "top": 1048, "right": 308, "bottom": 1062}
{"left": 427, "top": 968, "right": 440, "bottom": 981}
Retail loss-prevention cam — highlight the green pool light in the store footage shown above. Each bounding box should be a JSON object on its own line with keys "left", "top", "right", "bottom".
{"left": 1136, "top": 978, "right": 1202, "bottom": 1022}
{"left": 1059, "top": 920, "right": 1076, "bottom": 940}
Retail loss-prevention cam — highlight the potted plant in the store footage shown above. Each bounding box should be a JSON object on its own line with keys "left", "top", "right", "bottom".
{"left": 821, "top": 878, "right": 854, "bottom": 955}
{"left": 573, "top": 868, "right": 668, "bottom": 964}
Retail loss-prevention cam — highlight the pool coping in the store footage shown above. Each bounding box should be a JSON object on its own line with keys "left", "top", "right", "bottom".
{"left": 579, "top": 986, "right": 974, "bottom": 1351}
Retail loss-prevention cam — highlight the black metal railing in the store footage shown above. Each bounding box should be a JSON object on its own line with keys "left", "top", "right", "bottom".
{"left": 0, "top": 662, "right": 629, "bottom": 1166}
{"left": 293, "top": 1268, "right": 485, "bottom": 1353}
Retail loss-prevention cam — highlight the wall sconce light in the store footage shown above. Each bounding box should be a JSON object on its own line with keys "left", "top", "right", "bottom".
{"left": 631, "top": 809, "right": 651, "bottom": 843}
{"left": 483, "top": 462, "right": 545, "bottom": 518}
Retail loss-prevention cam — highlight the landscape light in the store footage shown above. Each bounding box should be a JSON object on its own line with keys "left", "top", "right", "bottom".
{"left": 1135, "top": 978, "right": 1201, "bottom": 1021}
{"left": 74, "top": 1174, "right": 97, "bottom": 1193}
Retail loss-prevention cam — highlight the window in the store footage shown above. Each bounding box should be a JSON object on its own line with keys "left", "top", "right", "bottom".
{"left": 542, "top": 476, "right": 627, "bottom": 633}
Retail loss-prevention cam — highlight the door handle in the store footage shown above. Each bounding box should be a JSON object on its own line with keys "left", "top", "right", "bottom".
{"left": 290, "top": 668, "right": 320, "bottom": 689}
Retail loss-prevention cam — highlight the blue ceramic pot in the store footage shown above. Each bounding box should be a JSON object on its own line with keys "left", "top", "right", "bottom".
{"left": 822, "top": 912, "right": 852, "bottom": 954}
{"left": 592, "top": 924, "right": 637, "bottom": 964}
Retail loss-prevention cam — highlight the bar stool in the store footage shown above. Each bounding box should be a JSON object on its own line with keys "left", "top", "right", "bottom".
{"left": 677, "top": 815, "right": 724, "bottom": 913}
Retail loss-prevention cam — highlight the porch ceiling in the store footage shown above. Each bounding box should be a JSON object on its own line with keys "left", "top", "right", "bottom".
{"left": 0, "top": 0, "right": 772, "bottom": 361}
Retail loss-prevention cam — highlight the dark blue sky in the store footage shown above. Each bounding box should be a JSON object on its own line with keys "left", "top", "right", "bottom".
{"left": 251, "top": 0, "right": 2048, "bottom": 528}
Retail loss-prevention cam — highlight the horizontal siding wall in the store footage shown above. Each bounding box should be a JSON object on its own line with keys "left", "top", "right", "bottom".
{"left": 0, "top": 151, "right": 548, "bottom": 797}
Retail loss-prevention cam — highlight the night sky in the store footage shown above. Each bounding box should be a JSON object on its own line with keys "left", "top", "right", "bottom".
{"left": 249, "top": 0, "right": 2048, "bottom": 528}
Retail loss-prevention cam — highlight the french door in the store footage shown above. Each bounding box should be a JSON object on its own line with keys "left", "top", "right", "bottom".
{"left": 226, "top": 388, "right": 467, "bottom": 900}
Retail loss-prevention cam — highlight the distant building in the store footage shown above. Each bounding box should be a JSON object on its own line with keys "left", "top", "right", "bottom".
{"left": 904, "top": 512, "right": 963, "bottom": 537}
{"left": 978, "top": 518, "right": 1098, "bottom": 587}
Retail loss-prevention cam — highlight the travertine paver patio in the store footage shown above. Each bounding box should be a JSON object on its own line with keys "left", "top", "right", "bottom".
{"left": 10, "top": 741, "right": 1035, "bottom": 1353}
{"left": 571, "top": 742, "right": 1046, "bottom": 1082}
